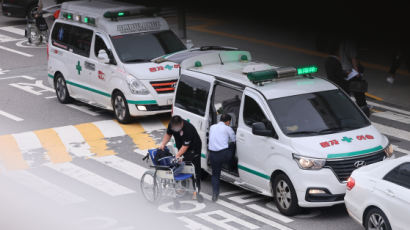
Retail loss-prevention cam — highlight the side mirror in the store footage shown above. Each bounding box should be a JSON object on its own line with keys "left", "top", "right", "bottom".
{"left": 252, "top": 122, "right": 275, "bottom": 137}
{"left": 185, "top": 39, "right": 194, "bottom": 49}
{"left": 97, "top": 49, "right": 110, "bottom": 64}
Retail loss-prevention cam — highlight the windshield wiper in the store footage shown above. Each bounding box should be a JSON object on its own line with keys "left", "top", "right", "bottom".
{"left": 317, "top": 127, "right": 349, "bottom": 134}
{"left": 287, "top": 131, "right": 319, "bottom": 136}
{"left": 123, "top": 58, "right": 149, "bottom": 63}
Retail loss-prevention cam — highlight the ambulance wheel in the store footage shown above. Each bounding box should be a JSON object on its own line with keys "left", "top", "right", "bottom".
{"left": 273, "top": 173, "right": 300, "bottom": 216}
{"left": 54, "top": 74, "right": 72, "bottom": 104}
{"left": 112, "top": 92, "right": 131, "bottom": 124}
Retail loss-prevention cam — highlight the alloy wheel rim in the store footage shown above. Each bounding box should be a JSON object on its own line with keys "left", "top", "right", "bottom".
{"left": 114, "top": 96, "right": 126, "bottom": 120}
{"left": 368, "top": 213, "right": 386, "bottom": 230}
{"left": 276, "top": 180, "right": 291, "bottom": 210}
{"left": 56, "top": 78, "right": 66, "bottom": 100}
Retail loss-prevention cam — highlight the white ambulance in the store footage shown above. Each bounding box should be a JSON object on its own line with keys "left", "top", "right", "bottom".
{"left": 47, "top": 1, "right": 187, "bottom": 123}
{"left": 165, "top": 49, "right": 394, "bottom": 216}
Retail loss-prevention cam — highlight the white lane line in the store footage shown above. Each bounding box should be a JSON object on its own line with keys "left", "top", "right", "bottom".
{"left": 0, "top": 75, "right": 35, "bottom": 80}
{"left": 373, "top": 111, "right": 410, "bottom": 124}
{"left": 178, "top": 216, "right": 213, "bottom": 230}
{"left": 0, "top": 45, "right": 33, "bottom": 57}
{"left": 92, "top": 120, "right": 125, "bottom": 138}
{"left": 92, "top": 155, "right": 147, "bottom": 180}
{"left": 5, "top": 170, "right": 86, "bottom": 205}
{"left": 45, "top": 96, "right": 57, "bottom": 99}
{"left": 228, "top": 193, "right": 266, "bottom": 204}
{"left": 197, "top": 210, "right": 259, "bottom": 230}
{"left": 0, "top": 110, "right": 24, "bottom": 121}
{"left": 0, "top": 26, "right": 25, "bottom": 36}
{"left": 373, "top": 122, "right": 410, "bottom": 141}
{"left": 0, "top": 33, "right": 20, "bottom": 43}
{"left": 393, "top": 145, "right": 410, "bottom": 155}
{"left": 247, "top": 204, "right": 293, "bottom": 224}
{"left": 47, "top": 162, "right": 134, "bottom": 196}
{"left": 368, "top": 101, "right": 410, "bottom": 116}
{"left": 66, "top": 104, "right": 99, "bottom": 116}
{"left": 201, "top": 193, "right": 294, "bottom": 230}
{"left": 219, "top": 190, "right": 244, "bottom": 196}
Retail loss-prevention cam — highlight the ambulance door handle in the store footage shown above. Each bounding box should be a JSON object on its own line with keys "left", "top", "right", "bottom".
{"left": 84, "top": 61, "right": 95, "bottom": 71}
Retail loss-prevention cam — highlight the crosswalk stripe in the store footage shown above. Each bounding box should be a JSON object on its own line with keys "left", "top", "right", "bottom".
{"left": 12, "top": 132, "right": 48, "bottom": 167}
{"left": 0, "top": 26, "right": 25, "bottom": 36}
{"left": 373, "top": 122, "right": 410, "bottom": 141}
{"left": 140, "top": 118, "right": 167, "bottom": 132}
{"left": 34, "top": 129, "right": 72, "bottom": 164}
{"left": 92, "top": 155, "right": 147, "bottom": 180}
{"left": 246, "top": 204, "right": 293, "bottom": 224}
{"left": 47, "top": 162, "right": 134, "bottom": 196}
{"left": 368, "top": 101, "right": 410, "bottom": 116}
{"left": 160, "top": 117, "right": 170, "bottom": 128}
{"left": 53, "top": 125, "right": 93, "bottom": 158}
{"left": 5, "top": 170, "right": 86, "bottom": 205}
{"left": 66, "top": 104, "right": 100, "bottom": 116}
{"left": 0, "top": 135, "right": 28, "bottom": 170}
{"left": 228, "top": 193, "right": 266, "bottom": 204}
{"left": 373, "top": 111, "right": 410, "bottom": 125}
{"left": 75, "top": 123, "right": 117, "bottom": 157}
{"left": 0, "top": 33, "right": 20, "bottom": 43}
{"left": 92, "top": 120, "right": 125, "bottom": 138}
{"left": 201, "top": 193, "right": 293, "bottom": 230}
{"left": 393, "top": 145, "right": 410, "bottom": 155}
{"left": 178, "top": 216, "right": 213, "bottom": 230}
{"left": 117, "top": 122, "right": 157, "bottom": 150}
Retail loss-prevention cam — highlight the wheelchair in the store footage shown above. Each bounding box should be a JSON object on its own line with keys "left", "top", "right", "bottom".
{"left": 25, "top": 11, "right": 48, "bottom": 45}
{"left": 141, "top": 148, "right": 200, "bottom": 207}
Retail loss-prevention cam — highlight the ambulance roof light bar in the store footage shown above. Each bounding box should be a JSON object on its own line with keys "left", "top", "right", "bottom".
{"left": 246, "top": 65, "right": 318, "bottom": 84}
{"left": 103, "top": 7, "right": 160, "bottom": 20}
{"left": 62, "top": 12, "right": 96, "bottom": 26}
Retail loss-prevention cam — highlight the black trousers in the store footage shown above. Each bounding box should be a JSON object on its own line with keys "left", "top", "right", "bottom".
{"left": 210, "top": 148, "right": 233, "bottom": 196}
{"left": 184, "top": 152, "right": 201, "bottom": 193}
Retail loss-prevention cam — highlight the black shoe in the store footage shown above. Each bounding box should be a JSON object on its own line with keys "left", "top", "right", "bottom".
{"left": 212, "top": 193, "right": 218, "bottom": 202}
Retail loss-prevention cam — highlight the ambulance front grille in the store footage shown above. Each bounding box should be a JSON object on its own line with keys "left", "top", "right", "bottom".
{"left": 150, "top": 80, "right": 178, "bottom": 94}
{"left": 324, "top": 150, "right": 385, "bottom": 182}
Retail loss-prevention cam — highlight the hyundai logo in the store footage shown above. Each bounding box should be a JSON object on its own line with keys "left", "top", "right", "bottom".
{"left": 354, "top": 160, "right": 366, "bottom": 168}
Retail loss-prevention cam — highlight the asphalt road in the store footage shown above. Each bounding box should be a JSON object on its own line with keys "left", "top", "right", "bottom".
{"left": 0, "top": 13, "right": 409, "bottom": 230}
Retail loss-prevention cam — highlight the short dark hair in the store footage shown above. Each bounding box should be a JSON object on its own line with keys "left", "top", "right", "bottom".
{"left": 170, "top": 115, "right": 183, "bottom": 126}
{"left": 220, "top": 114, "right": 231, "bottom": 122}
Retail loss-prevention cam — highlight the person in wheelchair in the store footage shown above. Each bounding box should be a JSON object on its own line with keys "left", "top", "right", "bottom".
{"left": 208, "top": 114, "right": 236, "bottom": 202}
{"left": 160, "top": 115, "right": 203, "bottom": 201}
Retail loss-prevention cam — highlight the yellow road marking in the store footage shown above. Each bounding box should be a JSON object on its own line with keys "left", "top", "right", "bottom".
{"left": 0, "top": 135, "right": 28, "bottom": 170}
{"left": 188, "top": 19, "right": 410, "bottom": 78}
{"left": 117, "top": 121, "right": 157, "bottom": 150}
{"left": 160, "top": 117, "right": 170, "bottom": 129}
{"left": 34, "top": 129, "right": 72, "bottom": 164}
{"left": 365, "top": 93, "right": 383, "bottom": 101}
{"left": 75, "top": 123, "right": 116, "bottom": 157}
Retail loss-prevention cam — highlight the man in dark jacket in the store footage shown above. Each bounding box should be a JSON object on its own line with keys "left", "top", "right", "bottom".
{"left": 325, "top": 42, "right": 349, "bottom": 93}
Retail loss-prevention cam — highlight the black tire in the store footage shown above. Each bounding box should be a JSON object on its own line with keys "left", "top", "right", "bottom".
{"left": 112, "top": 92, "right": 132, "bottom": 124}
{"left": 272, "top": 173, "right": 300, "bottom": 216}
{"left": 364, "top": 207, "right": 392, "bottom": 230}
{"left": 54, "top": 74, "right": 72, "bottom": 104}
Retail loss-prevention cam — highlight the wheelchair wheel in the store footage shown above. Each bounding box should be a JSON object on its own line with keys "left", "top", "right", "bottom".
{"left": 140, "top": 171, "right": 159, "bottom": 203}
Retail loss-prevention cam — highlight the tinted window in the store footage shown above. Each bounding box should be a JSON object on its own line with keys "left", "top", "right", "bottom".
{"left": 268, "top": 89, "right": 370, "bottom": 137}
{"left": 243, "top": 96, "right": 269, "bottom": 127}
{"left": 110, "top": 30, "right": 186, "bottom": 63}
{"left": 51, "top": 23, "right": 93, "bottom": 57}
{"left": 384, "top": 163, "right": 410, "bottom": 189}
{"left": 175, "top": 75, "right": 210, "bottom": 117}
{"left": 212, "top": 84, "right": 242, "bottom": 128}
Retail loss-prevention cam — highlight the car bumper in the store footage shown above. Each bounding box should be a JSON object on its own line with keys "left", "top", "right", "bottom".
{"left": 345, "top": 193, "right": 363, "bottom": 226}
{"left": 128, "top": 103, "right": 171, "bottom": 117}
{"left": 2, "top": 3, "right": 27, "bottom": 18}
{"left": 291, "top": 168, "right": 346, "bottom": 207}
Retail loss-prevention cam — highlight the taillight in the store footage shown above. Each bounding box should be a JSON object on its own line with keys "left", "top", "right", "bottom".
{"left": 47, "top": 43, "right": 49, "bottom": 60}
{"left": 347, "top": 177, "right": 355, "bottom": 190}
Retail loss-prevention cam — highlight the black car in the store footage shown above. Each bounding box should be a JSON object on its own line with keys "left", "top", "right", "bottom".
{"left": 2, "top": 0, "right": 39, "bottom": 19}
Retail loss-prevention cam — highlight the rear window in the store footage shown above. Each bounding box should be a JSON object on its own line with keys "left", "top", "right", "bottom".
{"left": 175, "top": 75, "right": 210, "bottom": 117}
{"left": 51, "top": 22, "right": 93, "bottom": 57}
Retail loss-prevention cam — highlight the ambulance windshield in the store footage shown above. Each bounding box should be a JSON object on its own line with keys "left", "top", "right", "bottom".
{"left": 110, "top": 30, "right": 186, "bottom": 63}
{"left": 268, "top": 89, "right": 370, "bottom": 137}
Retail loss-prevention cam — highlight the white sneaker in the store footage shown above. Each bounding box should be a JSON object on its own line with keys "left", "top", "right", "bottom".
{"left": 386, "top": 76, "right": 394, "bottom": 84}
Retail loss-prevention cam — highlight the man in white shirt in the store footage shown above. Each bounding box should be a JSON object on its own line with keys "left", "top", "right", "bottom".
{"left": 208, "top": 114, "right": 236, "bottom": 201}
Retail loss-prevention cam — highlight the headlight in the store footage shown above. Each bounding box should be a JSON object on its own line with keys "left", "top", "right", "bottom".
{"left": 384, "top": 143, "right": 394, "bottom": 158}
{"left": 292, "top": 154, "right": 326, "bottom": 170}
{"left": 126, "top": 75, "right": 150, "bottom": 95}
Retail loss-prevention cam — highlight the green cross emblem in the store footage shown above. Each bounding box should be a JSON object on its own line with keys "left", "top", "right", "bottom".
{"left": 341, "top": 136, "right": 353, "bottom": 143}
{"left": 76, "top": 61, "right": 82, "bottom": 75}
{"left": 165, "top": 64, "right": 173, "bottom": 70}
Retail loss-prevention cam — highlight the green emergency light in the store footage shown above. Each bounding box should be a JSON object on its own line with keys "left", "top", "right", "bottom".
{"left": 118, "top": 12, "right": 125, "bottom": 16}
{"left": 297, "top": 66, "right": 318, "bottom": 75}
{"left": 63, "top": 12, "right": 73, "bottom": 20}
{"left": 247, "top": 67, "right": 298, "bottom": 83}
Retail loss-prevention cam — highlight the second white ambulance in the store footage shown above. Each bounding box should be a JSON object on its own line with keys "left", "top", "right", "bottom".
{"left": 165, "top": 49, "right": 394, "bottom": 216}
{"left": 48, "top": 1, "right": 187, "bottom": 123}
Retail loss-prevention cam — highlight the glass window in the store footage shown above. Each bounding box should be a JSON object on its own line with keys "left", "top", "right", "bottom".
{"left": 94, "top": 35, "right": 109, "bottom": 57}
{"left": 384, "top": 163, "right": 410, "bottom": 189}
{"left": 110, "top": 30, "right": 186, "bottom": 63}
{"left": 175, "top": 75, "right": 210, "bottom": 117}
{"left": 51, "top": 23, "right": 93, "bottom": 57}
{"left": 212, "top": 84, "right": 242, "bottom": 128}
{"left": 268, "top": 89, "right": 370, "bottom": 137}
{"left": 51, "top": 22, "right": 70, "bottom": 50}
{"left": 243, "top": 96, "right": 269, "bottom": 127}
